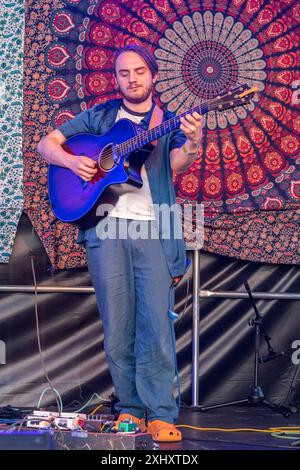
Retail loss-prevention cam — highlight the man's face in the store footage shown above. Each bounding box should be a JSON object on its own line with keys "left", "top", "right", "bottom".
{"left": 115, "top": 51, "right": 157, "bottom": 104}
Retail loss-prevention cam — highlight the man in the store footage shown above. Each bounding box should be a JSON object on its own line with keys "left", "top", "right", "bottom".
{"left": 38, "top": 45, "right": 202, "bottom": 442}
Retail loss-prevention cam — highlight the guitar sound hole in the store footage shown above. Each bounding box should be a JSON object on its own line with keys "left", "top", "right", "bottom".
{"left": 98, "top": 144, "right": 117, "bottom": 171}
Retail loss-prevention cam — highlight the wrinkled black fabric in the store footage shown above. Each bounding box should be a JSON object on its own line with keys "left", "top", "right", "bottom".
{"left": 0, "top": 213, "right": 299, "bottom": 409}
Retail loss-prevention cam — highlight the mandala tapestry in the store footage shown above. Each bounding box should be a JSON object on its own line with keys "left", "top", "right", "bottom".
{"left": 0, "top": 0, "right": 25, "bottom": 263}
{"left": 23, "top": 0, "right": 300, "bottom": 269}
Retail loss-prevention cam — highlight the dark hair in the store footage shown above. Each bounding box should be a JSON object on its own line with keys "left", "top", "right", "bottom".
{"left": 114, "top": 45, "right": 158, "bottom": 77}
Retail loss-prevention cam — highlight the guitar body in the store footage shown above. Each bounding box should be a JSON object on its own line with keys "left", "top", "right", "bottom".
{"left": 48, "top": 119, "right": 153, "bottom": 227}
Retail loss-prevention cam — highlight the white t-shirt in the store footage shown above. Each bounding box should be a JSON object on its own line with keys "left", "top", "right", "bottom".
{"left": 108, "top": 106, "right": 156, "bottom": 220}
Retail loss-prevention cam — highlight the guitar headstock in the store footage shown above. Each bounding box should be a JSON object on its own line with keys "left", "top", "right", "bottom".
{"left": 208, "top": 84, "right": 259, "bottom": 112}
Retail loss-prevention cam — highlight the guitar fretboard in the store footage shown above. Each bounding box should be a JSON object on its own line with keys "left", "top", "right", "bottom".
{"left": 117, "top": 101, "right": 209, "bottom": 157}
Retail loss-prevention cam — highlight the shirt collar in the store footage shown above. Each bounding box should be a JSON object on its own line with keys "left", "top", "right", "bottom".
{"left": 106, "top": 97, "right": 157, "bottom": 129}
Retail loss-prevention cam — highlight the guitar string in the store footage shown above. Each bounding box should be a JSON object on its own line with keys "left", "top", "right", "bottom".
{"left": 94, "top": 89, "right": 249, "bottom": 167}
{"left": 96, "top": 102, "right": 209, "bottom": 165}
{"left": 112, "top": 93, "right": 244, "bottom": 159}
{"left": 98, "top": 91, "right": 245, "bottom": 162}
{"left": 96, "top": 97, "right": 243, "bottom": 165}
{"left": 96, "top": 97, "right": 215, "bottom": 163}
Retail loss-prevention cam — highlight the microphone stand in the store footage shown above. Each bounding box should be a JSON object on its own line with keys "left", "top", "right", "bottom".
{"left": 200, "top": 281, "right": 290, "bottom": 417}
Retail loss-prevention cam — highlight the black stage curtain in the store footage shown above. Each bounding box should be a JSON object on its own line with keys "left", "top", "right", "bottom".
{"left": 0, "top": 213, "right": 299, "bottom": 410}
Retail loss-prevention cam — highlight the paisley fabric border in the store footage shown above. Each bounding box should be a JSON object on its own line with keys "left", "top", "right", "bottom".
{"left": 0, "top": 0, "right": 25, "bottom": 263}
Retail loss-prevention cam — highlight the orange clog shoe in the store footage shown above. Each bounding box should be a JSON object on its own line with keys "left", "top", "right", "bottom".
{"left": 147, "top": 420, "right": 182, "bottom": 442}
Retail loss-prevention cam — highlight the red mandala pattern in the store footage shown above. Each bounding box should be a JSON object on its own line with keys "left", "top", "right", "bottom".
{"left": 23, "top": 0, "right": 300, "bottom": 269}
{"left": 46, "top": 44, "right": 70, "bottom": 68}
{"left": 54, "top": 109, "right": 76, "bottom": 127}
{"left": 52, "top": 10, "right": 75, "bottom": 35}
{"left": 46, "top": 77, "right": 70, "bottom": 102}
{"left": 263, "top": 152, "right": 285, "bottom": 174}
{"left": 226, "top": 173, "right": 244, "bottom": 194}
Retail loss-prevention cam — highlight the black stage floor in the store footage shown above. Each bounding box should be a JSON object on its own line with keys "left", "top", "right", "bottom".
{"left": 161, "top": 404, "right": 300, "bottom": 450}
{"left": 0, "top": 404, "right": 299, "bottom": 451}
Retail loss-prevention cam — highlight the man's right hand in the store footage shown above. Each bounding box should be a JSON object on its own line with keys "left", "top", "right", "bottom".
{"left": 37, "top": 130, "right": 98, "bottom": 182}
{"left": 68, "top": 155, "right": 98, "bottom": 182}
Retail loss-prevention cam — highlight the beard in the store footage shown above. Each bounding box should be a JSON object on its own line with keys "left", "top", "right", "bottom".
{"left": 121, "top": 84, "right": 153, "bottom": 104}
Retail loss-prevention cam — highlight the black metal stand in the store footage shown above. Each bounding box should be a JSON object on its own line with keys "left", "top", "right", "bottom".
{"left": 200, "top": 281, "right": 290, "bottom": 417}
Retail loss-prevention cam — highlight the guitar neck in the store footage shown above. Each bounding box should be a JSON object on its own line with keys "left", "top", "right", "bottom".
{"left": 118, "top": 101, "right": 210, "bottom": 156}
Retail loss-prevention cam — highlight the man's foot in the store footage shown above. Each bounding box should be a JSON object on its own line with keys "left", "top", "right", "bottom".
{"left": 115, "top": 413, "right": 147, "bottom": 433}
{"left": 147, "top": 420, "right": 182, "bottom": 442}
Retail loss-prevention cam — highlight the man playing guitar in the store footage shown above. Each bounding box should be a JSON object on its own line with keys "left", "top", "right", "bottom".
{"left": 38, "top": 45, "right": 202, "bottom": 442}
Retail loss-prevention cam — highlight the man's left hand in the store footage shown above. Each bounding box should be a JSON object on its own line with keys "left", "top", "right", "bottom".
{"left": 179, "top": 112, "right": 202, "bottom": 151}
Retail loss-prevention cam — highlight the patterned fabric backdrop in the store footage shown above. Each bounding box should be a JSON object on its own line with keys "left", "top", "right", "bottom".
{"left": 0, "top": 0, "right": 25, "bottom": 263}
{"left": 23, "top": 0, "right": 300, "bottom": 269}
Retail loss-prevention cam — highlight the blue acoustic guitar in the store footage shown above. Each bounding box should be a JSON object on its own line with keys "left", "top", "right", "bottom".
{"left": 48, "top": 84, "right": 257, "bottom": 228}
